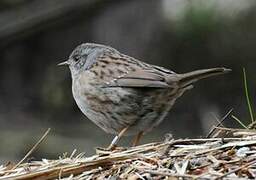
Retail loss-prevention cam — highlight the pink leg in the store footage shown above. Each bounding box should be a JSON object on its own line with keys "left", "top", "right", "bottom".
{"left": 107, "top": 126, "right": 129, "bottom": 150}
{"left": 132, "top": 131, "right": 144, "bottom": 146}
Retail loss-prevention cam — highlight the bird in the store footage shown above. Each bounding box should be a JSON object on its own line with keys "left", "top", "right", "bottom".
{"left": 58, "top": 43, "right": 230, "bottom": 150}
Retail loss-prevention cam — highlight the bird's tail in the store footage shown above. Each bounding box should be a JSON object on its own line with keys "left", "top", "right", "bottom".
{"left": 178, "top": 67, "right": 231, "bottom": 88}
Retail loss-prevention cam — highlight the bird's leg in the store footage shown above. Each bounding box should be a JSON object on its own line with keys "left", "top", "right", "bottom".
{"left": 132, "top": 131, "right": 144, "bottom": 146}
{"left": 107, "top": 126, "right": 129, "bottom": 150}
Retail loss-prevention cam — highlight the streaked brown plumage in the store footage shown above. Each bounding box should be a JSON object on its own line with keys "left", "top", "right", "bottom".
{"left": 59, "top": 43, "right": 231, "bottom": 149}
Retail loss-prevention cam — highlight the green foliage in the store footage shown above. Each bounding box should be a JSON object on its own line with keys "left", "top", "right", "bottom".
{"left": 232, "top": 68, "right": 255, "bottom": 128}
{"left": 243, "top": 68, "right": 255, "bottom": 122}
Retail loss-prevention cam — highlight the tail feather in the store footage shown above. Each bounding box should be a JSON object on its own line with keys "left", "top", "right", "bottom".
{"left": 178, "top": 67, "right": 231, "bottom": 88}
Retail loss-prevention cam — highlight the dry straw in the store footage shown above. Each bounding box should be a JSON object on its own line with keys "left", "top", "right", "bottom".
{"left": 1, "top": 127, "right": 256, "bottom": 179}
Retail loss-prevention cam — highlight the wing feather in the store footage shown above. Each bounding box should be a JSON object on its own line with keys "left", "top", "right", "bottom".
{"left": 106, "top": 69, "right": 170, "bottom": 88}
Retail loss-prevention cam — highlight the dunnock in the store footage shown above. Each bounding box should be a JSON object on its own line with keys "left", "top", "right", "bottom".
{"left": 59, "top": 43, "right": 230, "bottom": 149}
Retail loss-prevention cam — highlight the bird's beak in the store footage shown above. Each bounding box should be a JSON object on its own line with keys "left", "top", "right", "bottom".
{"left": 57, "top": 60, "right": 70, "bottom": 66}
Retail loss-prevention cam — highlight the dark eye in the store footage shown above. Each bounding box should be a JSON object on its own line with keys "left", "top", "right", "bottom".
{"left": 73, "top": 55, "right": 80, "bottom": 62}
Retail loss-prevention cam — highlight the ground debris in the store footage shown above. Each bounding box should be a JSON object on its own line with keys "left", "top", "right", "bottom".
{"left": 1, "top": 128, "right": 256, "bottom": 179}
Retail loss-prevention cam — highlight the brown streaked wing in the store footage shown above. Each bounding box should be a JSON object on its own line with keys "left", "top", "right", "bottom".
{"left": 105, "top": 69, "right": 170, "bottom": 88}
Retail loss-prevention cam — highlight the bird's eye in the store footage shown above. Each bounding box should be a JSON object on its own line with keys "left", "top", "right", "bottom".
{"left": 73, "top": 55, "right": 80, "bottom": 62}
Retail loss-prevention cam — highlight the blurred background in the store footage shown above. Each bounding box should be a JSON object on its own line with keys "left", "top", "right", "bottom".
{"left": 0, "top": 0, "right": 256, "bottom": 163}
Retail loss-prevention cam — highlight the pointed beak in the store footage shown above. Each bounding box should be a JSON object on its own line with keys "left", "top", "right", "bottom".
{"left": 57, "top": 60, "right": 69, "bottom": 66}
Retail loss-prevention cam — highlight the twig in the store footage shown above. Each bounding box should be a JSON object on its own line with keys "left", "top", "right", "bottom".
{"left": 210, "top": 126, "right": 251, "bottom": 132}
{"left": 214, "top": 159, "right": 256, "bottom": 180}
{"left": 231, "top": 115, "right": 248, "bottom": 129}
{"left": 206, "top": 109, "right": 233, "bottom": 138}
{"left": 144, "top": 170, "right": 197, "bottom": 179}
{"left": 211, "top": 113, "right": 226, "bottom": 128}
{"left": 1, "top": 128, "right": 256, "bottom": 179}
{"left": 11, "top": 128, "right": 51, "bottom": 170}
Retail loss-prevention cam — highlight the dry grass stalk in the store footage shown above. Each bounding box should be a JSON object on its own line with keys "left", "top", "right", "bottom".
{"left": 1, "top": 128, "right": 256, "bottom": 179}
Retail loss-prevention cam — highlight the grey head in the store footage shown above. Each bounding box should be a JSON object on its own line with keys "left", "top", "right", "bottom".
{"left": 58, "top": 43, "right": 119, "bottom": 76}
